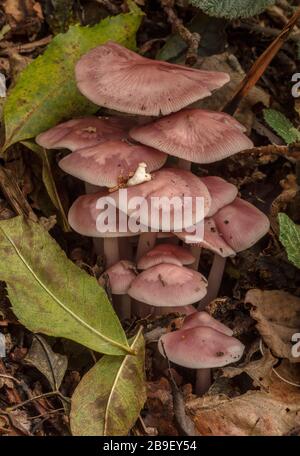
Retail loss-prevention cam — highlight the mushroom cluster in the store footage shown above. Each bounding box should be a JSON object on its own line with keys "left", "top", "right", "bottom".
{"left": 37, "top": 41, "right": 270, "bottom": 394}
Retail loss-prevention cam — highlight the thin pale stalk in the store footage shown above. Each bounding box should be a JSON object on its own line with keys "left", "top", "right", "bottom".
{"left": 198, "top": 254, "right": 226, "bottom": 310}
{"left": 195, "top": 368, "right": 211, "bottom": 396}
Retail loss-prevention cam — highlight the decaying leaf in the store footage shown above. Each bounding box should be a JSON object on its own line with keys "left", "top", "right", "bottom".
{"left": 22, "top": 140, "right": 69, "bottom": 232}
{"left": 246, "top": 289, "right": 300, "bottom": 363}
{"left": 222, "top": 341, "right": 277, "bottom": 390}
{"left": 186, "top": 375, "right": 300, "bottom": 436}
{"left": 2, "top": 5, "right": 143, "bottom": 150}
{"left": 192, "top": 52, "right": 270, "bottom": 131}
{"left": 0, "top": 216, "right": 131, "bottom": 356}
{"left": 70, "top": 328, "right": 146, "bottom": 436}
{"left": 25, "top": 335, "right": 68, "bottom": 390}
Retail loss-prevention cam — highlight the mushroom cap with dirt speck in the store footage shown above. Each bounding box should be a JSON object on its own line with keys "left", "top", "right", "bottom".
{"left": 75, "top": 41, "right": 230, "bottom": 116}
{"left": 201, "top": 176, "right": 238, "bottom": 217}
{"left": 102, "top": 260, "right": 137, "bottom": 295}
{"left": 130, "top": 109, "right": 253, "bottom": 163}
{"left": 59, "top": 140, "right": 167, "bottom": 188}
{"left": 68, "top": 191, "right": 140, "bottom": 238}
{"left": 128, "top": 263, "right": 208, "bottom": 307}
{"left": 158, "top": 326, "right": 244, "bottom": 369}
{"left": 137, "top": 243, "right": 195, "bottom": 270}
{"left": 109, "top": 168, "right": 212, "bottom": 231}
{"left": 182, "top": 311, "right": 233, "bottom": 336}
{"left": 175, "top": 218, "right": 236, "bottom": 258}
{"left": 36, "top": 116, "right": 134, "bottom": 151}
{"left": 213, "top": 198, "right": 270, "bottom": 252}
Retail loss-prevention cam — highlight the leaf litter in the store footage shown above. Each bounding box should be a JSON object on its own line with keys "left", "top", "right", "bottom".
{"left": 0, "top": 0, "right": 300, "bottom": 437}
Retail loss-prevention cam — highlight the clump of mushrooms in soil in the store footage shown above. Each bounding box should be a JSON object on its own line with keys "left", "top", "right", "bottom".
{"left": 37, "top": 41, "right": 270, "bottom": 396}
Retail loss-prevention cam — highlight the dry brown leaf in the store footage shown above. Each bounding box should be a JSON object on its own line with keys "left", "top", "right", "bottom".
{"left": 222, "top": 341, "right": 277, "bottom": 390}
{"left": 246, "top": 289, "right": 300, "bottom": 363}
{"left": 193, "top": 53, "right": 270, "bottom": 132}
{"left": 186, "top": 375, "right": 300, "bottom": 436}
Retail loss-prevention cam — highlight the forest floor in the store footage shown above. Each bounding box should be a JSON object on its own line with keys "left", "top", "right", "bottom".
{"left": 0, "top": 0, "right": 299, "bottom": 436}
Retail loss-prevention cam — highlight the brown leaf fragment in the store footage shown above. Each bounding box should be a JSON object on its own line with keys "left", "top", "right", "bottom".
{"left": 246, "top": 289, "right": 300, "bottom": 363}
{"left": 25, "top": 335, "right": 68, "bottom": 390}
{"left": 222, "top": 341, "right": 277, "bottom": 390}
{"left": 186, "top": 375, "right": 300, "bottom": 436}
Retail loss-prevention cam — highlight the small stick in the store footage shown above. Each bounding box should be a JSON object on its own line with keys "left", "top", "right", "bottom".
{"left": 160, "top": 0, "right": 200, "bottom": 66}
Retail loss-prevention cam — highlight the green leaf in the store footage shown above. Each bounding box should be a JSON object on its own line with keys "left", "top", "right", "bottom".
{"left": 263, "top": 109, "right": 300, "bottom": 145}
{"left": 0, "top": 216, "right": 132, "bottom": 355}
{"left": 189, "top": 0, "right": 276, "bottom": 19}
{"left": 279, "top": 213, "right": 300, "bottom": 269}
{"left": 22, "top": 140, "right": 70, "bottom": 231}
{"left": 2, "top": 6, "right": 143, "bottom": 151}
{"left": 70, "top": 328, "right": 146, "bottom": 436}
{"left": 25, "top": 335, "right": 68, "bottom": 390}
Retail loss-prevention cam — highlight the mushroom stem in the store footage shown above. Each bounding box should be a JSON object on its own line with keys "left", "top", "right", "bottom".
{"left": 136, "top": 232, "right": 158, "bottom": 261}
{"left": 84, "top": 182, "right": 100, "bottom": 194}
{"left": 104, "top": 238, "right": 120, "bottom": 267}
{"left": 178, "top": 158, "right": 191, "bottom": 171}
{"left": 119, "top": 237, "right": 133, "bottom": 261}
{"left": 190, "top": 246, "right": 201, "bottom": 271}
{"left": 198, "top": 255, "right": 226, "bottom": 310}
{"left": 84, "top": 182, "right": 104, "bottom": 256}
{"left": 114, "top": 295, "right": 131, "bottom": 320}
{"left": 93, "top": 238, "right": 104, "bottom": 256}
{"left": 195, "top": 368, "right": 211, "bottom": 396}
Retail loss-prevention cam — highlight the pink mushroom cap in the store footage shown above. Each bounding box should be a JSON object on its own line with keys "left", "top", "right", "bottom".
{"left": 128, "top": 263, "right": 208, "bottom": 307}
{"left": 59, "top": 140, "right": 167, "bottom": 188}
{"left": 158, "top": 326, "right": 244, "bottom": 368}
{"left": 175, "top": 218, "right": 236, "bottom": 258}
{"left": 75, "top": 41, "right": 230, "bottom": 116}
{"left": 213, "top": 198, "right": 270, "bottom": 252}
{"left": 182, "top": 311, "right": 233, "bottom": 336}
{"left": 201, "top": 176, "right": 238, "bottom": 217}
{"left": 102, "top": 260, "right": 137, "bottom": 295}
{"left": 36, "top": 116, "right": 133, "bottom": 151}
{"left": 109, "top": 168, "right": 212, "bottom": 231}
{"left": 130, "top": 109, "right": 253, "bottom": 163}
{"left": 137, "top": 243, "right": 195, "bottom": 270}
{"left": 68, "top": 191, "right": 140, "bottom": 238}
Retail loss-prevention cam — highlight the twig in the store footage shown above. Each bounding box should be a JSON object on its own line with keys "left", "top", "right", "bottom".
{"left": 0, "top": 374, "right": 22, "bottom": 385}
{"left": 6, "top": 391, "right": 70, "bottom": 412}
{"left": 238, "top": 22, "right": 300, "bottom": 43}
{"left": 94, "top": 0, "right": 119, "bottom": 15}
{"left": 224, "top": 7, "right": 300, "bottom": 115}
{"left": 160, "top": 0, "right": 200, "bottom": 66}
{"left": 160, "top": 341, "right": 200, "bottom": 436}
{"left": 0, "top": 36, "right": 53, "bottom": 56}
{"left": 246, "top": 144, "right": 300, "bottom": 162}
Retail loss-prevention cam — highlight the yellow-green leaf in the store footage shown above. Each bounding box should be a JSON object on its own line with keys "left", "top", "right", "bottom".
{"left": 0, "top": 216, "right": 132, "bottom": 355}
{"left": 3, "top": 6, "right": 143, "bottom": 151}
{"left": 70, "top": 328, "right": 146, "bottom": 436}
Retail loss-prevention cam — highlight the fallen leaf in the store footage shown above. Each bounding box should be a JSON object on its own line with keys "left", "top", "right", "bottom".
{"left": 22, "top": 140, "right": 69, "bottom": 232}
{"left": 222, "top": 341, "right": 277, "bottom": 390}
{"left": 2, "top": 4, "right": 143, "bottom": 150}
{"left": 70, "top": 328, "right": 146, "bottom": 436}
{"left": 246, "top": 289, "right": 300, "bottom": 363}
{"left": 192, "top": 53, "right": 270, "bottom": 131}
{"left": 186, "top": 375, "right": 300, "bottom": 436}
{"left": 0, "top": 216, "right": 131, "bottom": 356}
{"left": 25, "top": 335, "right": 68, "bottom": 390}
